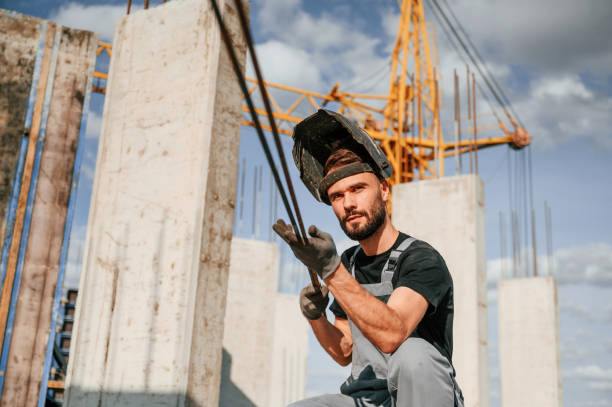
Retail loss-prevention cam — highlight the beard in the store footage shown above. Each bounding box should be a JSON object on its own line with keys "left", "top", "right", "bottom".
{"left": 339, "top": 194, "right": 387, "bottom": 241}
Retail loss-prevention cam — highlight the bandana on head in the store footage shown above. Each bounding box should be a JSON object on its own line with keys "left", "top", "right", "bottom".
{"left": 318, "top": 162, "right": 375, "bottom": 200}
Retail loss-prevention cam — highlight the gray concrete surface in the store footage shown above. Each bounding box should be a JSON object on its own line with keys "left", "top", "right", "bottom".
{"left": 63, "top": 0, "right": 247, "bottom": 406}
{"left": 498, "top": 276, "right": 562, "bottom": 407}
{"left": 0, "top": 15, "right": 97, "bottom": 405}
{"left": 392, "top": 175, "right": 489, "bottom": 407}
{"left": 220, "top": 239, "right": 308, "bottom": 407}
{"left": 220, "top": 238, "right": 279, "bottom": 407}
{"left": 269, "top": 293, "right": 308, "bottom": 407}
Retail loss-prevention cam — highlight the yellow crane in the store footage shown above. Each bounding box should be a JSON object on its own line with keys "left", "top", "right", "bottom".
{"left": 93, "top": 0, "right": 530, "bottom": 187}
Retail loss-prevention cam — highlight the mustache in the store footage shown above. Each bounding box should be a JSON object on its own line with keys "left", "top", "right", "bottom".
{"left": 341, "top": 210, "right": 368, "bottom": 223}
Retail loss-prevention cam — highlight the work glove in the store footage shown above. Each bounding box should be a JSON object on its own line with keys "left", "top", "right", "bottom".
{"left": 272, "top": 219, "right": 341, "bottom": 280}
{"left": 299, "top": 284, "right": 329, "bottom": 320}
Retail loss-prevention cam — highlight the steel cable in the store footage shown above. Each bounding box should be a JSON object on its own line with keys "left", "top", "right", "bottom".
{"left": 210, "top": 0, "right": 321, "bottom": 289}
{"left": 438, "top": 0, "right": 525, "bottom": 128}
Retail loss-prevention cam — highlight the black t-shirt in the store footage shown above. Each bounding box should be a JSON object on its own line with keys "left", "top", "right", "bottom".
{"left": 329, "top": 232, "right": 454, "bottom": 363}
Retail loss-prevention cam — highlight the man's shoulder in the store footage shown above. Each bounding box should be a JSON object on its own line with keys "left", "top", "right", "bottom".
{"left": 396, "top": 233, "right": 447, "bottom": 267}
{"left": 340, "top": 244, "right": 360, "bottom": 268}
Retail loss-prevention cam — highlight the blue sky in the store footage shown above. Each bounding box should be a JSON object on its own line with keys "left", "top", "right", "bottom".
{"left": 3, "top": 0, "right": 611, "bottom": 405}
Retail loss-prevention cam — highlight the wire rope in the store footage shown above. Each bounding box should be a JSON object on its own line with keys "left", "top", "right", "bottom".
{"left": 438, "top": 0, "right": 525, "bottom": 128}
{"left": 211, "top": 0, "right": 321, "bottom": 289}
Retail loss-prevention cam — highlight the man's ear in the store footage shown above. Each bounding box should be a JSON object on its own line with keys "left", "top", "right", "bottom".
{"left": 380, "top": 178, "right": 390, "bottom": 202}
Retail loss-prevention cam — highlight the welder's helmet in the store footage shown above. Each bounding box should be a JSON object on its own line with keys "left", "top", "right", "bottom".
{"left": 292, "top": 109, "right": 393, "bottom": 205}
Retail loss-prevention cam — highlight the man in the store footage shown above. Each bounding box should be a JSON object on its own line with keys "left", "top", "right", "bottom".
{"left": 273, "top": 110, "right": 463, "bottom": 407}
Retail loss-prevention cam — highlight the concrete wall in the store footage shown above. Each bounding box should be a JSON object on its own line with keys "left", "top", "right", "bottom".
{"left": 268, "top": 293, "right": 308, "bottom": 407}
{"left": 498, "top": 276, "right": 562, "bottom": 407}
{"left": 63, "top": 0, "right": 247, "bottom": 406}
{"left": 220, "top": 238, "right": 279, "bottom": 407}
{"left": 0, "top": 13, "right": 97, "bottom": 405}
{"left": 220, "top": 239, "right": 308, "bottom": 407}
{"left": 392, "top": 175, "right": 489, "bottom": 407}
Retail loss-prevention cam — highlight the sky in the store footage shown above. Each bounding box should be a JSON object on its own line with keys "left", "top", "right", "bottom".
{"left": 2, "top": 0, "right": 611, "bottom": 405}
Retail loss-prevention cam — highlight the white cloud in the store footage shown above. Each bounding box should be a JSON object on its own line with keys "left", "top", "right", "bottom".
{"left": 514, "top": 75, "right": 612, "bottom": 150}
{"left": 447, "top": 0, "right": 612, "bottom": 77}
{"left": 85, "top": 110, "right": 101, "bottom": 140}
{"left": 487, "top": 242, "right": 612, "bottom": 287}
{"left": 554, "top": 243, "right": 612, "bottom": 286}
{"left": 64, "top": 224, "right": 87, "bottom": 289}
{"left": 253, "top": 0, "right": 389, "bottom": 95}
{"left": 567, "top": 365, "right": 612, "bottom": 380}
{"left": 248, "top": 41, "right": 324, "bottom": 93}
{"left": 48, "top": 2, "right": 140, "bottom": 41}
{"left": 560, "top": 301, "right": 612, "bottom": 324}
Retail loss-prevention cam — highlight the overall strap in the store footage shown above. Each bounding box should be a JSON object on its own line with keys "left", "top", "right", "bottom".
{"left": 349, "top": 246, "right": 361, "bottom": 277}
{"left": 381, "top": 237, "right": 416, "bottom": 283}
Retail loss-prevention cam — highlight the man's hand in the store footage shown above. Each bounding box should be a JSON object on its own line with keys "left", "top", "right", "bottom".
{"left": 272, "top": 219, "right": 341, "bottom": 280}
{"left": 299, "top": 284, "right": 329, "bottom": 320}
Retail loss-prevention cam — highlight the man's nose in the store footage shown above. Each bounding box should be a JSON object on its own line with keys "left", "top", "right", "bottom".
{"left": 343, "top": 193, "right": 357, "bottom": 211}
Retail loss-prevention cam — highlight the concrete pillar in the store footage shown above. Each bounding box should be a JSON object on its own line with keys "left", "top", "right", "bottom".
{"left": 498, "top": 276, "right": 562, "bottom": 407}
{"left": 268, "top": 293, "right": 308, "bottom": 407}
{"left": 63, "top": 0, "right": 247, "bottom": 406}
{"left": 220, "top": 238, "right": 279, "bottom": 407}
{"left": 220, "top": 239, "right": 308, "bottom": 407}
{"left": 0, "top": 11, "right": 97, "bottom": 405}
{"left": 392, "top": 175, "right": 489, "bottom": 407}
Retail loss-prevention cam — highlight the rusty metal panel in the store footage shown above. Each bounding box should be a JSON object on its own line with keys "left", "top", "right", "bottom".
{"left": 0, "top": 13, "right": 97, "bottom": 406}
{"left": 0, "top": 10, "right": 42, "bottom": 256}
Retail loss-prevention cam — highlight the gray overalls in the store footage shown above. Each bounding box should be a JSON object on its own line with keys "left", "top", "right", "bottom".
{"left": 289, "top": 238, "right": 464, "bottom": 407}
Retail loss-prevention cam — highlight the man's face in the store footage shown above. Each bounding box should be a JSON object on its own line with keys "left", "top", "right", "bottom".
{"left": 327, "top": 172, "right": 389, "bottom": 241}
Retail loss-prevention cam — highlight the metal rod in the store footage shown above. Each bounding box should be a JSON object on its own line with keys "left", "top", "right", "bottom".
{"left": 453, "top": 69, "right": 459, "bottom": 174}
{"left": 227, "top": 0, "right": 321, "bottom": 290}
{"left": 256, "top": 165, "right": 262, "bottom": 239}
{"left": 531, "top": 208, "right": 538, "bottom": 277}
{"left": 144, "top": 0, "right": 150, "bottom": 9}
{"left": 511, "top": 210, "right": 518, "bottom": 278}
{"left": 208, "top": 0, "right": 303, "bottom": 251}
{"left": 231, "top": 0, "right": 307, "bottom": 241}
{"left": 545, "top": 201, "right": 553, "bottom": 276}
{"left": 252, "top": 166, "right": 257, "bottom": 239}
{"left": 499, "top": 211, "right": 506, "bottom": 279}
{"left": 127, "top": 0, "right": 132, "bottom": 14}
{"left": 472, "top": 72, "right": 478, "bottom": 174}
{"left": 238, "top": 158, "right": 245, "bottom": 236}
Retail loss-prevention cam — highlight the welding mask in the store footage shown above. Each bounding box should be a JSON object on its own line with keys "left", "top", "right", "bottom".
{"left": 292, "top": 109, "right": 393, "bottom": 205}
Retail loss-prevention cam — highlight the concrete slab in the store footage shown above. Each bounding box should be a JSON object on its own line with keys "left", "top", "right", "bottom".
{"left": 220, "top": 238, "right": 279, "bottom": 407}
{"left": 220, "top": 239, "right": 308, "bottom": 407}
{"left": 392, "top": 175, "right": 489, "bottom": 407}
{"left": 63, "top": 0, "right": 247, "bottom": 406}
{"left": 268, "top": 293, "right": 308, "bottom": 407}
{"left": 0, "top": 17, "right": 97, "bottom": 406}
{"left": 498, "top": 276, "right": 562, "bottom": 407}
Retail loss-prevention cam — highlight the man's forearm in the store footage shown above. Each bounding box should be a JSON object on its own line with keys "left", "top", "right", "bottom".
{"left": 309, "top": 316, "right": 352, "bottom": 366}
{"left": 325, "top": 264, "right": 407, "bottom": 353}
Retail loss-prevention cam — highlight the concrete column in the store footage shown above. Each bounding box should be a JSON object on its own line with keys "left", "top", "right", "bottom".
{"left": 0, "top": 13, "right": 97, "bottom": 405}
{"left": 220, "top": 238, "right": 279, "bottom": 407}
{"left": 268, "top": 293, "right": 308, "bottom": 407}
{"left": 64, "top": 0, "right": 247, "bottom": 406}
{"left": 392, "top": 175, "right": 489, "bottom": 407}
{"left": 498, "top": 276, "right": 562, "bottom": 407}
{"left": 220, "top": 239, "right": 308, "bottom": 407}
